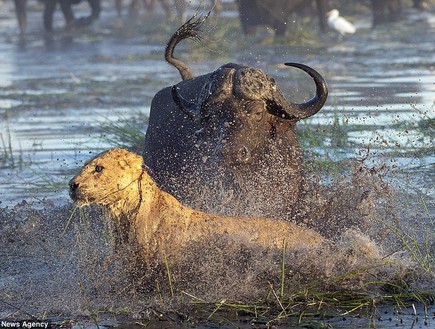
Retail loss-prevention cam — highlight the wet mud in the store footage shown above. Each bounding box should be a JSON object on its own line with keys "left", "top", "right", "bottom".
{"left": 0, "top": 1, "right": 434, "bottom": 328}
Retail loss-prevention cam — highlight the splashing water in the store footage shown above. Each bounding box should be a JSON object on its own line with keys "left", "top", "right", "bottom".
{"left": 1, "top": 159, "right": 433, "bottom": 327}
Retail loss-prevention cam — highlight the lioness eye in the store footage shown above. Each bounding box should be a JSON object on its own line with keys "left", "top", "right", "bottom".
{"left": 95, "top": 165, "right": 104, "bottom": 173}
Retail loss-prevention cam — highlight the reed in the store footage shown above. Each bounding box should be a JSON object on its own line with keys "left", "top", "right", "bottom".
{"left": 0, "top": 123, "right": 24, "bottom": 169}
{"left": 99, "top": 111, "right": 147, "bottom": 149}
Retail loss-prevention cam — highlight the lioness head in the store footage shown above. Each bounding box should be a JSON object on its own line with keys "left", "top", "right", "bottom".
{"left": 69, "top": 148, "right": 144, "bottom": 207}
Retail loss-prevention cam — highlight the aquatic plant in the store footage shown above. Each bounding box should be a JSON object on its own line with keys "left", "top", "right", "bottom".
{"left": 0, "top": 120, "right": 23, "bottom": 169}
{"left": 99, "top": 110, "right": 148, "bottom": 149}
{"left": 297, "top": 105, "right": 351, "bottom": 176}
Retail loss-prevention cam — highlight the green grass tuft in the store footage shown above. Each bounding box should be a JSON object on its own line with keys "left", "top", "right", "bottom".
{"left": 99, "top": 110, "right": 148, "bottom": 149}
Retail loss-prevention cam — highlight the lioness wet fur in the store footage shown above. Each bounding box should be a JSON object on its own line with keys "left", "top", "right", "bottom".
{"left": 69, "top": 149, "right": 325, "bottom": 262}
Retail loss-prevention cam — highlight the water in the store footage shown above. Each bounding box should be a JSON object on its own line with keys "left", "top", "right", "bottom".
{"left": 0, "top": 1, "right": 434, "bottom": 328}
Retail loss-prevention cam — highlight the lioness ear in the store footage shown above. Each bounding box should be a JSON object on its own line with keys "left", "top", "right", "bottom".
{"left": 119, "top": 159, "right": 130, "bottom": 169}
{"left": 118, "top": 154, "right": 143, "bottom": 170}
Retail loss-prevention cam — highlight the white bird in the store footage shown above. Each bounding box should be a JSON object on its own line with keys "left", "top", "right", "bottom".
{"left": 327, "top": 9, "right": 356, "bottom": 36}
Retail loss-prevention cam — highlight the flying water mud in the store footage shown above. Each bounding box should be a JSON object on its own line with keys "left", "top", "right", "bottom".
{"left": 0, "top": 1, "right": 434, "bottom": 327}
{"left": 1, "top": 159, "right": 433, "bottom": 326}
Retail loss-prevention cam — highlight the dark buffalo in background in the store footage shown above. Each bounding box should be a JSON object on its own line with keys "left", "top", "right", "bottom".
{"left": 14, "top": 0, "right": 28, "bottom": 35}
{"left": 13, "top": 0, "right": 431, "bottom": 35}
{"left": 237, "top": 0, "right": 431, "bottom": 36}
{"left": 45, "top": 0, "right": 101, "bottom": 32}
{"left": 13, "top": 0, "right": 101, "bottom": 34}
{"left": 115, "top": 0, "right": 222, "bottom": 18}
{"left": 115, "top": 0, "right": 186, "bottom": 18}
{"left": 143, "top": 16, "right": 328, "bottom": 220}
{"left": 237, "top": 0, "right": 329, "bottom": 36}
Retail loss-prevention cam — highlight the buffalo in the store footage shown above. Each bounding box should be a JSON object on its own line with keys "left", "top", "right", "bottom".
{"left": 13, "top": 0, "right": 100, "bottom": 34}
{"left": 143, "top": 15, "right": 328, "bottom": 220}
{"left": 237, "top": 0, "right": 329, "bottom": 36}
{"left": 115, "top": 0, "right": 222, "bottom": 19}
{"left": 115, "top": 0, "right": 185, "bottom": 18}
{"left": 14, "top": 0, "right": 27, "bottom": 35}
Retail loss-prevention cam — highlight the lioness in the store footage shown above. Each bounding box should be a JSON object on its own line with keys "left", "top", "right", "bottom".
{"left": 69, "top": 148, "right": 325, "bottom": 262}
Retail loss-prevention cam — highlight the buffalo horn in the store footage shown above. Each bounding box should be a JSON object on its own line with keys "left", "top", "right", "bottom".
{"left": 266, "top": 62, "right": 328, "bottom": 120}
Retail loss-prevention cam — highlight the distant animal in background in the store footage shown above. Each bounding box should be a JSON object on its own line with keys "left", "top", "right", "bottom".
{"left": 14, "top": 0, "right": 27, "bottom": 35}
{"left": 43, "top": 0, "right": 101, "bottom": 33}
{"left": 115, "top": 0, "right": 185, "bottom": 19}
{"left": 326, "top": 9, "right": 356, "bottom": 36}
{"left": 115, "top": 0, "right": 221, "bottom": 19}
{"left": 13, "top": 0, "right": 101, "bottom": 34}
{"left": 237, "top": 0, "right": 328, "bottom": 36}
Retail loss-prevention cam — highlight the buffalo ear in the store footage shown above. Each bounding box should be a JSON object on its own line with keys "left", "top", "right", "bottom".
{"left": 171, "top": 85, "right": 199, "bottom": 120}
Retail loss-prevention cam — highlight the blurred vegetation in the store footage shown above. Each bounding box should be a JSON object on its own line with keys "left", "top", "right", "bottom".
{"left": 99, "top": 110, "right": 147, "bottom": 150}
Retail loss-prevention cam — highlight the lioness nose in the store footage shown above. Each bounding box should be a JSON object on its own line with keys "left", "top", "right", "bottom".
{"left": 69, "top": 180, "right": 79, "bottom": 199}
{"left": 69, "top": 180, "right": 78, "bottom": 190}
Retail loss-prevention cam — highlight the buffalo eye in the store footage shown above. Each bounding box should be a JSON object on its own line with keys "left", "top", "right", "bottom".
{"left": 246, "top": 102, "right": 264, "bottom": 122}
{"left": 95, "top": 165, "right": 104, "bottom": 173}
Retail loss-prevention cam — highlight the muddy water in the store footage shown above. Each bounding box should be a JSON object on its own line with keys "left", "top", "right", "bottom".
{"left": 0, "top": 1, "right": 434, "bottom": 328}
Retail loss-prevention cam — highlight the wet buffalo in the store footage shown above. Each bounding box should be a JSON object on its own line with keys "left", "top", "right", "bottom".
{"left": 237, "top": 0, "right": 329, "bottom": 36}
{"left": 143, "top": 15, "right": 328, "bottom": 219}
{"left": 14, "top": 0, "right": 100, "bottom": 34}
